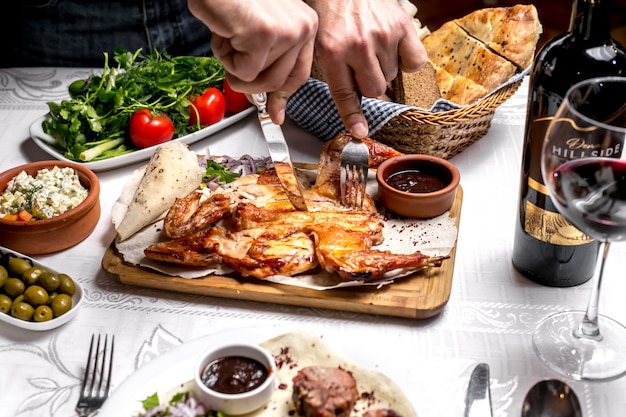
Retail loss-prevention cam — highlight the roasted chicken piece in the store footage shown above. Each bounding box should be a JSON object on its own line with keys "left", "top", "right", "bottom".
{"left": 144, "top": 133, "right": 448, "bottom": 282}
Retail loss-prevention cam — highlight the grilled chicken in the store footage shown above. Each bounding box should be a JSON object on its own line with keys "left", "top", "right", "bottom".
{"left": 144, "top": 133, "right": 448, "bottom": 282}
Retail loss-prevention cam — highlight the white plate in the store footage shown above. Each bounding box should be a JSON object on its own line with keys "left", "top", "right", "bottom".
{"left": 29, "top": 107, "right": 255, "bottom": 172}
{"left": 0, "top": 246, "right": 84, "bottom": 331}
{"left": 99, "top": 326, "right": 436, "bottom": 417}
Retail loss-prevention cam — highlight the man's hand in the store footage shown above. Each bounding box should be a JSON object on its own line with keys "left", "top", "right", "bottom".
{"left": 306, "top": 0, "right": 427, "bottom": 138}
{"left": 188, "top": 0, "right": 318, "bottom": 124}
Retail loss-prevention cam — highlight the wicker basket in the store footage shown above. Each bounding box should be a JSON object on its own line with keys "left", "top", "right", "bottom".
{"left": 371, "top": 79, "right": 523, "bottom": 159}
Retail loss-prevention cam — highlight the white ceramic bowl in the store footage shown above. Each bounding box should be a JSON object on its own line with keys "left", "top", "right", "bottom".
{"left": 0, "top": 246, "right": 84, "bottom": 331}
{"left": 193, "top": 343, "right": 275, "bottom": 415}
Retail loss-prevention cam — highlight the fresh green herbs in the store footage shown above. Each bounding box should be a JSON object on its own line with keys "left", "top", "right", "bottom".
{"left": 42, "top": 47, "right": 225, "bottom": 162}
{"left": 203, "top": 160, "right": 240, "bottom": 184}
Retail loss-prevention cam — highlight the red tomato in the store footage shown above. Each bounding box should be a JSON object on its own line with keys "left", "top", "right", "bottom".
{"left": 189, "top": 87, "right": 226, "bottom": 126}
{"left": 223, "top": 79, "right": 251, "bottom": 114}
{"left": 129, "top": 109, "right": 175, "bottom": 148}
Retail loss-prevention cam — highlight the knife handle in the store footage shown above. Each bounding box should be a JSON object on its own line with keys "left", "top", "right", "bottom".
{"left": 252, "top": 93, "right": 270, "bottom": 120}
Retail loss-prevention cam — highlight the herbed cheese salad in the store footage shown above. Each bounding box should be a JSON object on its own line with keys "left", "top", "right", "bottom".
{"left": 0, "top": 166, "right": 88, "bottom": 221}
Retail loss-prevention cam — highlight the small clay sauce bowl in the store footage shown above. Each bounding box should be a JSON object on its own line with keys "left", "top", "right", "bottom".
{"left": 376, "top": 154, "right": 460, "bottom": 219}
{"left": 0, "top": 161, "right": 101, "bottom": 255}
{"left": 194, "top": 343, "right": 276, "bottom": 415}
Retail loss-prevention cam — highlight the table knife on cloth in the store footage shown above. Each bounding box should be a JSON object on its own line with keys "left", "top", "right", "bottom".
{"left": 465, "top": 363, "right": 493, "bottom": 417}
{"left": 252, "top": 92, "right": 307, "bottom": 211}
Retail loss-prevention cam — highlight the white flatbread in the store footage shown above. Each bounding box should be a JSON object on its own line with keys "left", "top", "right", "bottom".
{"left": 113, "top": 142, "right": 203, "bottom": 242}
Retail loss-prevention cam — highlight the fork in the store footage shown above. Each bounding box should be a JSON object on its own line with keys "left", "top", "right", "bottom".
{"left": 340, "top": 137, "right": 369, "bottom": 207}
{"left": 76, "top": 334, "right": 114, "bottom": 417}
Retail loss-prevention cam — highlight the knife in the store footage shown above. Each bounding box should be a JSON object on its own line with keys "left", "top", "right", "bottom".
{"left": 251, "top": 92, "right": 307, "bottom": 211}
{"left": 465, "top": 363, "right": 493, "bottom": 417}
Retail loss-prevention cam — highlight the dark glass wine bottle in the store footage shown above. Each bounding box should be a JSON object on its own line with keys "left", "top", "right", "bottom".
{"left": 512, "top": 0, "right": 626, "bottom": 287}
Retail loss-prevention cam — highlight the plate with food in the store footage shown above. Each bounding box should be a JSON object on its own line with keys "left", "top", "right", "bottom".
{"left": 30, "top": 108, "right": 254, "bottom": 172}
{"left": 28, "top": 47, "right": 255, "bottom": 172}
{"left": 98, "top": 327, "right": 436, "bottom": 417}
{"left": 0, "top": 246, "right": 84, "bottom": 331}
{"left": 103, "top": 136, "right": 461, "bottom": 319}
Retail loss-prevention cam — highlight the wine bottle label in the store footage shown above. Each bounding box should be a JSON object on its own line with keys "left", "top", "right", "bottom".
{"left": 524, "top": 178, "right": 594, "bottom": 245}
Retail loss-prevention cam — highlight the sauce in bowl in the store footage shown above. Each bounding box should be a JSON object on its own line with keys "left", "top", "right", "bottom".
{"left": 385, "top": 169, "right": 448, "bottom": 193}
{"left": 200, "top": 355, "right": 269, "bottom": 395}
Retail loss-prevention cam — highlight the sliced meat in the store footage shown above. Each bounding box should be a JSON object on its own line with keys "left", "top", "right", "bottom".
{"left": 292, "top": 366, "right": 359, "bottom": 417}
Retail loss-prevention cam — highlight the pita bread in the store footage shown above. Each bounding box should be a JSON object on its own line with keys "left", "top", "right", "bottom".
{"left": 455, "top": 4, "right": 542, "bottom": 69}
{"left": 431, "top": 61, "right": 489, "bottom": 105}
{"left": 114, "top": 142, "right": 203, "bottom": 242}
{"left": 423, "top": 20, "right": 518, "bottom": 92}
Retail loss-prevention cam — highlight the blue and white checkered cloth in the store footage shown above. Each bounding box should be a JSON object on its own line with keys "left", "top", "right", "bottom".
{"left": 285, "top": 70, "right": 528, "bottom": 141}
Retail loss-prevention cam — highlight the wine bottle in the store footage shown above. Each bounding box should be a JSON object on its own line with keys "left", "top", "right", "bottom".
{"left": 512, "top": 0, "right": 626, "bottom": 287}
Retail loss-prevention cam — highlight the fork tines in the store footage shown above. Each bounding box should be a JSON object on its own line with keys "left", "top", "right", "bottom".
{"left": 341, "top": 163, "right": 368, "bottom": 208}
{"left": 76, "top": 334, "right": 114, "bottom": 416}
{"left": 340, "top": 138, "right": 369, "bottom": 208}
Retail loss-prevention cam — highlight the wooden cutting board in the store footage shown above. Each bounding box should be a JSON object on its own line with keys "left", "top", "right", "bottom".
{"left": 102, "top": 187, "right": 462, "bottom": 319}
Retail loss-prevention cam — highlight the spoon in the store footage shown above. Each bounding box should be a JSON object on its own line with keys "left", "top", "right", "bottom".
{"left": 521, "top": 379, "right": 582, "bottom": 417}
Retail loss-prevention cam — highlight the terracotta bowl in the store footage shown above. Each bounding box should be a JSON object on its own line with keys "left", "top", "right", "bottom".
{"left": 194, "top": 343, "right": 276, "bottom": 415}
{"left": 0, "top": 161, "right": 101, "bottom": 255}
{"left": 376, "top": 154, "right": 460, "bottom": 219}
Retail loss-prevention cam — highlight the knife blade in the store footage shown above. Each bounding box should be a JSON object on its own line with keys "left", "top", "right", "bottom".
{"left": 465, "top": 363, "right": 493, "bottom": 417}
{"left": 251, "top": 92, "right": 307, "bottom": 211}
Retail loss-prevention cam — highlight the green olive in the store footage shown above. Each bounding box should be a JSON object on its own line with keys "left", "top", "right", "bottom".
{"left": 12, "top": 294, "right": 24, "bottom": 305}
{"left": 4, "top": 278, "right": 25, "bottom": 298}
{"left": 0, "top": 294, "right": 12, "bottom": 313}
{"left": 23, "top": 285, "right": 49, "bottom": 307}
{"left": 50, "top": 294, "right": 72, "bottom": 317}
{"left": 0, "top": 266, "right": 8, "bottom": 288}
{"left": 33, "top": 305, "right": 54, "bottom": 322}
{"left": 7, "top": 257, "right": 32, "bottom": 276}
{"left": 37, "top": 272, "right": 60, "bottom": 292}
{"left": 57, "top": 274, "right": 76, "bottom": 296}
{"left": 10, "top": 301, "right": 34, "bottom": 321}
{"left": 22, "top": 266, "right": 45, "bottom": 286}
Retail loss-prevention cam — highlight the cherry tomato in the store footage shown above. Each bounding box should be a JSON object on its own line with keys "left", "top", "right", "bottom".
{"left": 189, "top": 87, "right": 226, "bottom": 126}
{"left": 129, "top": 109, "right": 175, "bottom": 148}
{"left": 223, "top": 79, "right": 251, "bottom": 114}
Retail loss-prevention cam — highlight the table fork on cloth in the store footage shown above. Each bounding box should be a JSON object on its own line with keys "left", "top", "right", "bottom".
{"left": 340, "top": 137, "right": 369, "bottom": 207}
{"left": 76, "top": 334, "right": 114, "bottom": 417}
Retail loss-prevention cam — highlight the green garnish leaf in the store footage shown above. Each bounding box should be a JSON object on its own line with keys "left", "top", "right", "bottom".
{"left": 141, "top": 392, "right": 160, "bottom": 410}
{"left": 203, "top": 160, "right": 239, "bottom": 184}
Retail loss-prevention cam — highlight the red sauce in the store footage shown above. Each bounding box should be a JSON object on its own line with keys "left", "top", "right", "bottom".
{"left": 386, "top": 169, "right": 448, "bottom": 193}
{"left": 200, "top": 356, "right": 268, "bottom": 394}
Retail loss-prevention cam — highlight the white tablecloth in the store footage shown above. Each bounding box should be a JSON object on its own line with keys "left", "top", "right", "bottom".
{"left": 1, "top": 67, "right": 625, "bottom": 417}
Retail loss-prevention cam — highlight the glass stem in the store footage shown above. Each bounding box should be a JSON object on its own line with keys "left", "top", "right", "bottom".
{"left": 575, "top": 241, "right": 610, "bottom": 341}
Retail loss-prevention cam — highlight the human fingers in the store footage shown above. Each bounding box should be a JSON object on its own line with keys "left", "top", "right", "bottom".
{"left": 324, "top": 69, "right": 369, "bottom": 139}
{"left": 267, "top": 38, "right": 315, "bottom": 125}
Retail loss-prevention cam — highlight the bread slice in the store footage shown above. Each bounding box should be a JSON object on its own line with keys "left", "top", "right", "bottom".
{"left": 390, "top": 61, "right": 441, "bottom": 109}
{"left": 423, "top": 20, "right": 518, "bottom": 92}
{"left": 454, "top": 4, "right": 542, "bottom": 70}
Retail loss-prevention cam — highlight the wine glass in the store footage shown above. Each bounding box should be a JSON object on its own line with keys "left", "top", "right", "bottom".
{"left": 534, "top": 76, "right": 626, "bottom": 381}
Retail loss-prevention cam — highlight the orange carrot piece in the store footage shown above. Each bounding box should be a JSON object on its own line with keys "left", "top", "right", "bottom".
{"left": 17, "top": 210, "right": 33, "bottom": 221}
{"left": 3, "top": 213, "right": 18, "bottom": 221}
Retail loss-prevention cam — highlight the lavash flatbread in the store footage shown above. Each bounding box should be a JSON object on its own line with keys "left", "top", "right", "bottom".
{"left": 113, "top": 142, "right": 203, "bottom": 242}
{"left": 257, "top": 329, "right": 417, "bottom": 417}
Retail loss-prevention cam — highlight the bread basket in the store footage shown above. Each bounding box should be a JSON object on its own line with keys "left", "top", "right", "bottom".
{"left": 286, "top": 75, "right": 525, "bottom": 160}
{"left": 371, "top": 78, "right": 523, "bottom": 159}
